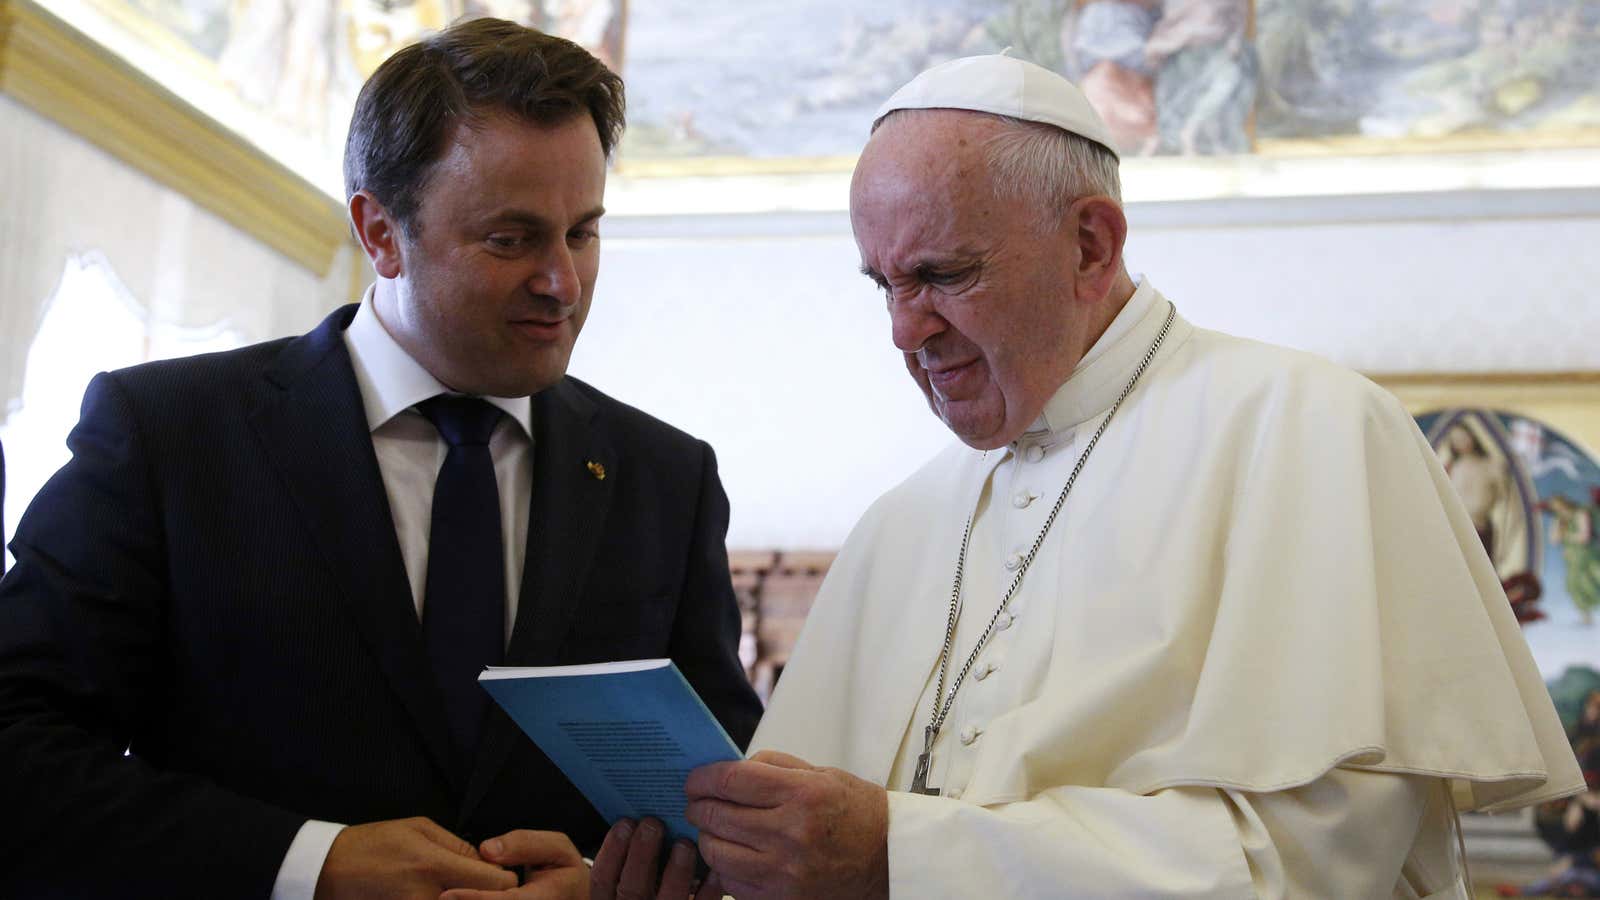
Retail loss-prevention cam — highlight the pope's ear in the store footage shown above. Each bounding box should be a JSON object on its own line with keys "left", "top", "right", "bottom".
{"left": 1069, "top": 195, "right": 1128, "bottom": 303}
{"left": 348, "top": 190, "right": 405, "bottom": 279}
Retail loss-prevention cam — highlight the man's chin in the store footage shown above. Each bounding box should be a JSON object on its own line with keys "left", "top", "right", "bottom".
{"left": 935, "top": 405, "right": 1012, "bottom": 451}
{"left": 450, "top": 363, "right": 570, "bottom": 399}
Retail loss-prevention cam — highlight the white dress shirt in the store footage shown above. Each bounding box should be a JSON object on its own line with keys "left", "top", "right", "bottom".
{"left": 272, "top": 290, "right": 535, "bottom": 899}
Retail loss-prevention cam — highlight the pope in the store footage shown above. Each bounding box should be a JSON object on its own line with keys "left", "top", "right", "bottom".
{"left": 675, "top": 54, "right": 1583, "bottom": 898}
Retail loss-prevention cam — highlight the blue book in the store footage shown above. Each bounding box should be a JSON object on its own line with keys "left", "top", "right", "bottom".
{"left": 479, "top": 659, "right": 742, "bottom": 843}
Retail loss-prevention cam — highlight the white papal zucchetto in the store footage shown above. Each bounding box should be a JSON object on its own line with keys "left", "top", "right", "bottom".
{"left": 874, "top": 51, "right": 1121, "bottom": 160}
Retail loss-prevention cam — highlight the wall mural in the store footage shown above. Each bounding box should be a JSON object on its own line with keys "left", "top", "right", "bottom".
{"left": 1417, "top": 407, "right": 1600, "bottom": 897}
{"left": 60, "top": 0, "right": 1600, "bottom": 188}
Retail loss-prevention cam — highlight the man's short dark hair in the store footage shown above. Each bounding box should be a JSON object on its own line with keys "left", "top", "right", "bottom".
{"left": 343, "top": 17, "right": 625, "bottom": 234}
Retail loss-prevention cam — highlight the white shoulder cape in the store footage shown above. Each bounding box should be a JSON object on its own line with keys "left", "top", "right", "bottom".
{"left": 753, "top": 299, "right": 1582, "bottom": 814}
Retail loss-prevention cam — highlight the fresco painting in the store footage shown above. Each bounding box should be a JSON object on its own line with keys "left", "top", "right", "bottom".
{"left": 1417, "top": 408, "right": 1600, "bottom": 897}
{"left": 65, "top": 0, "right": 1600, "bottom": 180}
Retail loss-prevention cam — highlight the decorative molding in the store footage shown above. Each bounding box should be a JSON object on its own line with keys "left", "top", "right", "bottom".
{"left": 0, "top": 0, "right": 352, "bottom": 276}
{"left": 1374, "top": 371, "right": 1600, "bottom": 455}
{"left": 1374, "top": 371, "right": 1600, "bottom": 388}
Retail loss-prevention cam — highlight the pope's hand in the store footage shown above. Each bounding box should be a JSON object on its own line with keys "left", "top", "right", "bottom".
{"left": 590, "top": 817, "right": 725, "bottom": 900}
{"left": 685, "top": 750, "right": 889, "bottom": 900}
{"left": 439, "top": 830, "right": 586, "bottom": 900}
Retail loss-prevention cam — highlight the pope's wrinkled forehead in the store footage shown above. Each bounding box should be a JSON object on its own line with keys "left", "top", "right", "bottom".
{"left": 849, "top": 111, "right": 1012, "bottom": 269}
{"left": 852, "top": 109, "right": 993, "bottom": 197}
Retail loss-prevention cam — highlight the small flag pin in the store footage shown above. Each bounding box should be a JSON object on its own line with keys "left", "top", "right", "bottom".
{"left": 586, "top": 460, "right": 607, "bottom": 481}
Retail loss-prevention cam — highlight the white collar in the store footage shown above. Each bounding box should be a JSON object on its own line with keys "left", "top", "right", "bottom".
{"left": 342, "top": 285, "right": 534, "bottom": 438}
{"left": 1024, "top": 276, "right": 1170, "bottom": 437}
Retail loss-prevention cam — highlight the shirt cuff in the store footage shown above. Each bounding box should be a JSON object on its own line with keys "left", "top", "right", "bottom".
{"left": 271, "top": 819, "right": 347, "bottom": 900}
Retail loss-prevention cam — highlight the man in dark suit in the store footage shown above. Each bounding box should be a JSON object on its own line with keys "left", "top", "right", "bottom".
{"left": 0, "top": 18, "right": 760, "bottom": 900}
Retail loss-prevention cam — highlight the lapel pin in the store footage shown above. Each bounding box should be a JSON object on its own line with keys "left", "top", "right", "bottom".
{"left": 586, "top": 460, "right": 607, "bottom": 481}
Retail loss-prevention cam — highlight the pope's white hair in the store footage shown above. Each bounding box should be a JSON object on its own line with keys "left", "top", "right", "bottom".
{"left": 874, "top": 109, "right": 1123, "bottom": 226}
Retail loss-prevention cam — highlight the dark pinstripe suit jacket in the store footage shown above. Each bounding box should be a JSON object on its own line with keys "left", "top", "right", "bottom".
{"left": 0, "top": 304, "right": 762, "bottom": 898}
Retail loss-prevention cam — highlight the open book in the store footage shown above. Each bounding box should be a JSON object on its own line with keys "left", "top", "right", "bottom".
{"left": 479, "top": 659, "right": 742, "bottom": 842}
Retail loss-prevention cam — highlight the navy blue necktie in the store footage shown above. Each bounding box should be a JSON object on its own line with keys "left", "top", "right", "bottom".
{"left": 417, "top": 396, "right": 507, "bottom": 768}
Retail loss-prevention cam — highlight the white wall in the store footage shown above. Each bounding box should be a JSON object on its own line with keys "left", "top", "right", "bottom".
{"left": 570, "top": 189, "right": 1600, "bottom": 549}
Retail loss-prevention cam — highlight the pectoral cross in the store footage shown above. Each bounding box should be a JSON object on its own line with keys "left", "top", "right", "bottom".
{"left": 910, "top": 725, "right": 941, "bottom": 795}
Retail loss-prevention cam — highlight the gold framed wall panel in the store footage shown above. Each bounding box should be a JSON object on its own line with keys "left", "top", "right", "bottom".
{"left": 1377, "top": 372, "right": 1600, "bottom": 454}
{"left": 0, "top": 0, "right": 352, "bottom": 277}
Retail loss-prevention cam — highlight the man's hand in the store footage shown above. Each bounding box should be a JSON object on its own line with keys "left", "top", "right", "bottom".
{"left": 439, "top": 830, "right": 589, "bottom": 900}
{"left": 312, "top": 817, "right": 518, "bottom": 900}
{"left": 685, "top": 750, "right": 889, "bottom": 900}
{"left": 590, "top": 817, "right": 724, "bottom": 900}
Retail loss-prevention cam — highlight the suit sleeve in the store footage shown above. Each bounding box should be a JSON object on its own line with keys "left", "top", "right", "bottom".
{"left": 667, "top": 441, "right": 763, "bottom": 752}
{"left": 0, "top": 373, "right": 305, "bottom": 897}
{"left": 883, "top": 768, "right": 1442, "bottom": 898}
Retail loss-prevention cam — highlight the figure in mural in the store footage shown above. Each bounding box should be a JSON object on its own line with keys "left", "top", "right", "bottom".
{"left": 1431, "top": 415, "right": 1544, "bottom": 623}
{"left": 539, "top": 0, "right": 625, "bottom": 71}
{"left": 1420, "top": 411, "right": 1600, "bottom": 895}
{"left": 1543, "top": 492, "right": 1600, "bottom": 627}
{"left": 1501, "top": 682, "right": 1600, "bottom": 898}
{"left": 1063, "top": 0, "right": 1257, "bottom": 156}
{"left": 210, "top": 0, "right": 624, "bottom": 183}
{"left": 217, "top": 0, "right": 352, "bottom": 147}
{"left": 1146, "top": 0, "right": 1257, "bottom": 155}
{"left": 1442, "top": 423, "right": 1516, "bottom": 562}
{"left": 1069, "top": 0, "right": 1162, "bottom": 153}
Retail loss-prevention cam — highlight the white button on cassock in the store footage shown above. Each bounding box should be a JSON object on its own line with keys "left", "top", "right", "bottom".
{"left": 959, "top": 726, "right": 980, "bottom": 745}
{"left": 1024, "top": 445, "right": 1045, "bottom": 463}
{"left": 1004, "top": 552, "right": 1023, "bottom": 571}
{"left": 975, "top": 661, "right": 998, "bottom": 681}
{"left": 996, "top": 611, "right": 1015, "bottom": 631}
{"left": 1012, "top": 491, "right": 1034, "bottom": 509}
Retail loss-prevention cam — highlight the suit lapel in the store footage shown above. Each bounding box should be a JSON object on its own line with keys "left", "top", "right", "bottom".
{"left": 460, "top": 378, "right": 616, "bottom": 824}
{"left": 249, "top": 305, "right": 458, "bottom": 790}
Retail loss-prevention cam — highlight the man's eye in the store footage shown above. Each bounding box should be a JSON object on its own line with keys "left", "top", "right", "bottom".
{"left": 487, "top": 235, "right": 524, "bottom": 249}
{"left": 568, "top": 229, "right": 598, "bottom": 246}
{"left": 923, "top": 269, "right": 970, "bottom": 286}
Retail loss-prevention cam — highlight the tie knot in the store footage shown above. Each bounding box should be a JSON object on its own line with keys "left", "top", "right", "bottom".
{"left": 417, "top": 396, "right": 504, "bottom": 447}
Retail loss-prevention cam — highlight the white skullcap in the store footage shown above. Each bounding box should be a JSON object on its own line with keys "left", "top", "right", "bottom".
{"left": 874, "top": 52, "right": 1121, "bottom": 159}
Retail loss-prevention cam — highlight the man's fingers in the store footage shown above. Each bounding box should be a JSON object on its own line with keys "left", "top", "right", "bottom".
{"left": 617, "top": 817, "right": 666, "bottom": 897}
{"left": 426, "top": 843, "right": 520, "bottom": 891}
{"left": 685, "top": 797, "right": 782, "bottom": 846}
{"left": 684, "top": 760, "right": 793, "bottom": 807}
{"left": 712, "top": 876, "right": 760, "bottom": 900}
{"left": 479, "top": 830, "right": 583, "bottom": 869}
{"left": 409, "top": 817, "right": 482, "bottom": 859}
{"left": 691, "top": 870, "right": 725, "bottom": 900}
{"left": 696, "top": 831, "right": 768, "bottom": 885}
{"left": 519, "top": 864, "right": 590, "bottom": 898}
{"left": 747, "top": 749, "right": 814, "bottom": 770}
{"left": 656, "top": 841, "right": 697, "bottom": 900}
{"left": 440, "top": 863, "right": 587, "bottom": 900}
{"left": 590, "top": 819, "right": 636, "bottom": 900}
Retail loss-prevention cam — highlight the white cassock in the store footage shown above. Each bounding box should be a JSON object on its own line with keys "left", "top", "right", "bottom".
{"left": 750, "top": 279, "right": 1583, "bottom": 898}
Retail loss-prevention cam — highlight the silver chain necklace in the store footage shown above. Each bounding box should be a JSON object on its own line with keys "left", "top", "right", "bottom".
{"left": 910, "top": 304, "right": 1176, "bottom": 796}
